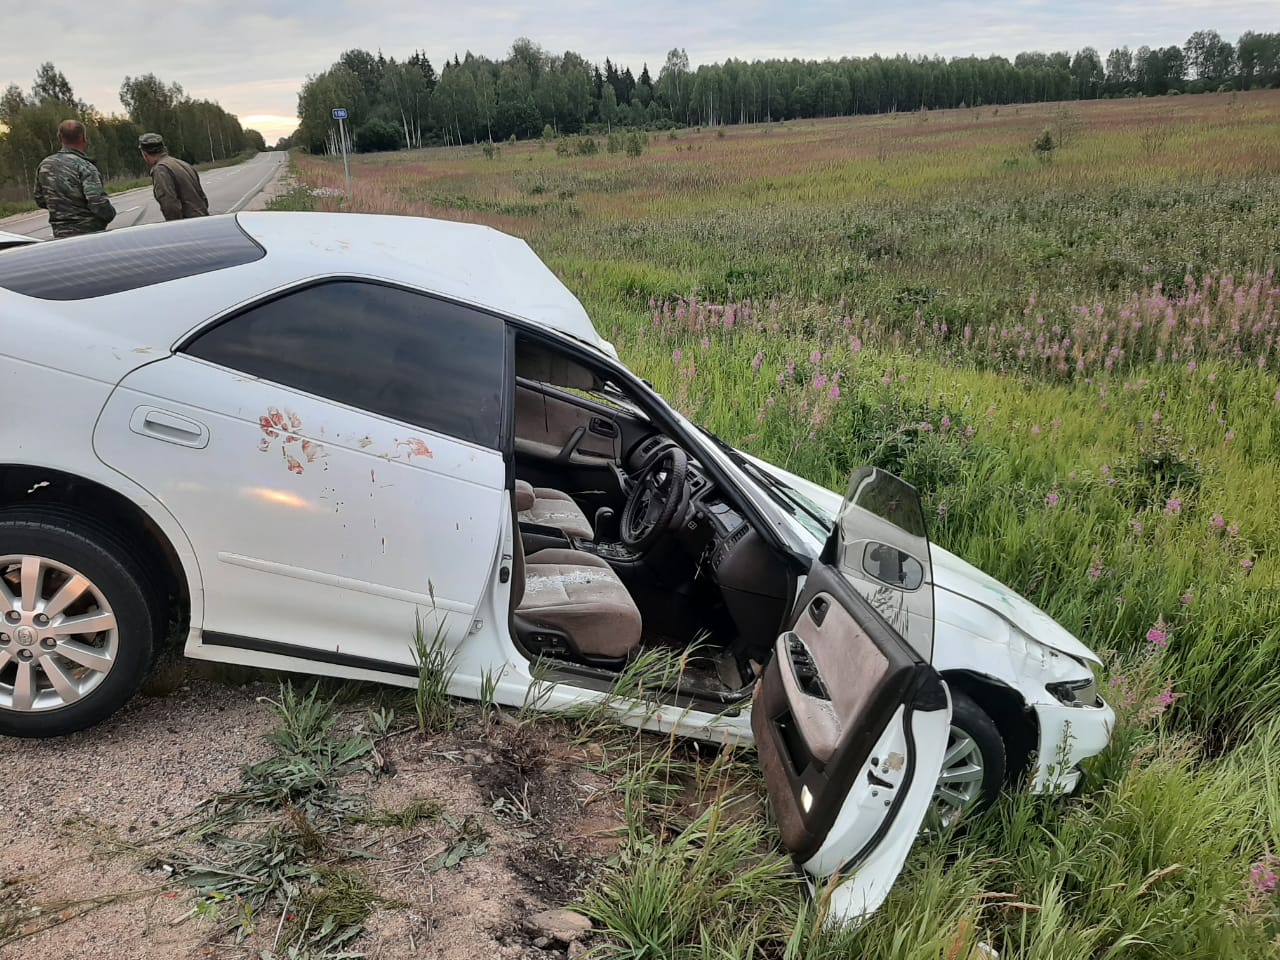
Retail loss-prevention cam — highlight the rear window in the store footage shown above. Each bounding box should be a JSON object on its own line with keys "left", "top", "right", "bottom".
{"left": 0, "top": 216, "right": 264, "bottom": 301}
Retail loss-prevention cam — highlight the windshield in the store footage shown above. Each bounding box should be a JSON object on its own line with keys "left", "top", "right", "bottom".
{"left": 695, "top": 426, "right": 834, "bottom": 540}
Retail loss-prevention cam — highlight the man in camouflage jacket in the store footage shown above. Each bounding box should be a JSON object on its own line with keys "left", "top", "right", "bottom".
{"left": 33, "top": 120, "right": 117, "bottom": 238}
{"left": 138, "top": 133, "right": 209, "bottom": 220}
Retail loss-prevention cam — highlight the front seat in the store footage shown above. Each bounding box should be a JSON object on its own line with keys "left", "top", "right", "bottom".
{"left": 510, "top": 501, "right": 642, "bottom": 661}
{"left": 515, "top": 478, "right": 594, "bottom": 541}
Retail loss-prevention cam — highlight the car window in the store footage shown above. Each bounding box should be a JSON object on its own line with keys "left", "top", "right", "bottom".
{"left": 184, "top": 280, "right": 505, "bottom": 449}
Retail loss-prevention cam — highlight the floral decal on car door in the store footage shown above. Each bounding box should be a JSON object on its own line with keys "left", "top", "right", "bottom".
{"left": 258, "top": 406, "right": 326, "bottom": 475}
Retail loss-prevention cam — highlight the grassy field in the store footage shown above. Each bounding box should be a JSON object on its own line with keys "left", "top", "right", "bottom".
{"left": 272, "top": 92, "right": 1280, "bottom": 957}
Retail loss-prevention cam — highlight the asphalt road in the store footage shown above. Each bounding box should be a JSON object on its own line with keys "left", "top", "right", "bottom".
{"left": 0, "top": 150, "right": 287, "bottom": 240}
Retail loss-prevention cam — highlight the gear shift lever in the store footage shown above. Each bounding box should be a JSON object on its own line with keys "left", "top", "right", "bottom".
{"left": 593, "top": 507, "right": 615, "bottom": 545}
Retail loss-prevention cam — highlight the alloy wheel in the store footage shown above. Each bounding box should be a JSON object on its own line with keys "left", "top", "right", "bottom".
{"left": 0, "top": 554, "right": 118, "bottom": 712}
{"left": 929, "top": 724, "right": 986, "bottom": 829}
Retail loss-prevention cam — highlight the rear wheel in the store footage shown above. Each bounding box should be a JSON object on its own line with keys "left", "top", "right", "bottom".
{"left": 0, "top": 508, "right": 156, "bottom": 738}
{"left": 928, "top": 690, "right": 1005, "bottom": 830}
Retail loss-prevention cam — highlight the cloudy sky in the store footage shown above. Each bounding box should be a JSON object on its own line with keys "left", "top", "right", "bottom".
{"left": 2, "top": 1, "right": 1273, "bottom": 142}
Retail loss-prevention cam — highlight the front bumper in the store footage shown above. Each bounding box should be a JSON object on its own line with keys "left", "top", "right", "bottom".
{"left": 1028, "top": 696, "right": 1115, "bottom": 794}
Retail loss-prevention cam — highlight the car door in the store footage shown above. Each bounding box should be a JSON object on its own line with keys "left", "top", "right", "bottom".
{"left": 752, "top": 469, "right": 948, "bottom": 925}
{"left": 92, "top": 279, "right": 509, "bottom": 670}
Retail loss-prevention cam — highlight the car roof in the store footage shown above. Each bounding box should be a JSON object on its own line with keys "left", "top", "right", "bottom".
{"left": 239, "top": 212, "right": 615, "bottom": 358}
{"left": 0, "top": 213, "right": 617, "bottom": 360}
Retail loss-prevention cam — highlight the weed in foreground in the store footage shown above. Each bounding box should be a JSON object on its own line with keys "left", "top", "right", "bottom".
{"left": 410, "top": 604, "right": 458, "bottom": 735}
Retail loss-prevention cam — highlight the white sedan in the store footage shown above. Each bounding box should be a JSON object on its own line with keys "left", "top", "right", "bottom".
{"left": 0, "top": 213, "right": 1113, "bottom": 923}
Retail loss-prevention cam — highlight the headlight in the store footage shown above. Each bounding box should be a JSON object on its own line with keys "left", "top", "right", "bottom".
{"left": 1046, "top": 675, "right": 1101, "bottom": 708}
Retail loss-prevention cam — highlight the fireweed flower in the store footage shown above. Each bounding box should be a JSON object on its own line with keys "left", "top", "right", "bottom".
{"left": 1250, "top": 860, "right": 1279, "bottom": 896}
{"left": 1228, "top": 522, "right": 1240, "bottom": 537}
{"left": 672, "top": 349, "right": 682, "bottom": 362}
{"left": 1241, "top": 558, "right": 1254, "bottom": 571}
{"left": 1087, "top": 550, "right": 1105, "bottom": 581}
{"left": 1147, "top": 621, "right": 1169, "bottom": 648}
{"left": 1181, "top": 591, "right": 1194, "bottom": 605}
{"left": 1164, "top": 498, "right": 1183, "bottom": 516}
{"left": 965, "top": 425, "right": 976, "bottom": 438}
{"left": 940, "top": 416, "right": 951, "bottom": 433}
{"left": 1131, "top": 520, "right": 1143, "bottom": 534}
{"left": 828, "top": 384, "right": 841, "bottom": 401}
{"left": 809, "top": 349, "right": 822, "bottom": 365}
{"left": 1211, "top": 514, "right": 1226, "bottom": 532}
{"left": 751, "top": 352, "right": 763, "bottom": 371}
{"left": 1045, "top": 492, "right": 1060, "bottom": 508}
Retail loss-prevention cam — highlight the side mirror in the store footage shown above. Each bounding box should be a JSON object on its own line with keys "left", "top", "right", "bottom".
{"left": 862, "top": 542, "right": 924, "bottom": 591}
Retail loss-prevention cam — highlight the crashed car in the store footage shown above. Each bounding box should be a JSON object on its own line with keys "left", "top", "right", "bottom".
{"left": 0, "top": 214, "right": 1113, "bottom": 922}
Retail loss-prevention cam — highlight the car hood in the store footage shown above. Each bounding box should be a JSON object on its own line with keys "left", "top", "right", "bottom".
{"left": 929, "top": 545, "right": 1101, "bottom": 666}
{"left": 735, "top": 450, "right": 1101, "bottom": 666}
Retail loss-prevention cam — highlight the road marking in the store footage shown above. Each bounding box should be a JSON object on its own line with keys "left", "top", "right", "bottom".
{"left": 229, "top": 161, "right": 282, "bottom": 213}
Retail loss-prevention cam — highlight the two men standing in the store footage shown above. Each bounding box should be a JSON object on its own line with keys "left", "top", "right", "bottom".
{"left": 33, "top": 123, "right": 207, "bottom": 239}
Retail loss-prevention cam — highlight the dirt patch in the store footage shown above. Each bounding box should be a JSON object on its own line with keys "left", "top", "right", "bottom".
{"left": 0, "top": 677, "right": 641, "bottom": 960}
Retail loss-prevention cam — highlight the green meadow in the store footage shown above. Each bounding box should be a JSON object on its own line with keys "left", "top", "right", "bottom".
{"left": 280, "top": 91, "right": 1280, "bottom": 957}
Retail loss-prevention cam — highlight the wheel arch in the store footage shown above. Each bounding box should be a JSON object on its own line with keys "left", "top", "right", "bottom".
{"left": 940, "top": 669, "right": 1039, "bottom": 785}
{"left": 0, "top": 464, "right": 194, "bottom": 637}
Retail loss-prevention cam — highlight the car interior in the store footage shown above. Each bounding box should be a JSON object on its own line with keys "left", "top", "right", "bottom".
{"left": 507, "top": 336, "right": 797, "bottom": 703}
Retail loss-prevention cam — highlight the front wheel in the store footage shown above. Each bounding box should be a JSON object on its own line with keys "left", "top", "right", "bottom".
{"left": 0, "top": 508, "right": 156, "bottom": 738}
{"left": 927, "top": 689, "right": 1006, "bottom": 830}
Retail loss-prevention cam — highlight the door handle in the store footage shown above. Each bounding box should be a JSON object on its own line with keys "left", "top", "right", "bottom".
{"left": 129, "top": 406, "right": 210, "bottom": 449}
{"left": 589, "top": 416, "right": 619, "bottom": 438}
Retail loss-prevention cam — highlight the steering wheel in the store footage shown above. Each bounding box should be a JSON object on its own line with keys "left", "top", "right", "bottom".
{"left": 620, "top": 445, "right": 689, "bottom": 552}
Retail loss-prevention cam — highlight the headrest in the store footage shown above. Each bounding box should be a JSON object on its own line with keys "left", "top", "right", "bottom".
{"left": 514, "top": 479, "right": 535, "bottom": 512}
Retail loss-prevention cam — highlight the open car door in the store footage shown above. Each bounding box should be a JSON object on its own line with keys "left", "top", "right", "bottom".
{"left": 752, "top": 468, "right": 949, "bottom": 924}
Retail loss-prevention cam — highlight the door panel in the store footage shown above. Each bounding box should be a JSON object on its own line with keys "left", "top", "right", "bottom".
{"left": 831, "top": 467, "right": 935, "bottom": 662}
{"left": 515, "top": 382, "right": 620, "bottom": 463}
{"left": 753, "top": 562, "right": 949, "bottom": 924}
{"left": 94, "top": 356, "right": 506, "bottom": 666}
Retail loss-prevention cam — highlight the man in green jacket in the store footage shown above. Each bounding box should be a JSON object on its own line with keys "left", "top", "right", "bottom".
{"left": 33, "top": 120, "right": 117, "bottom": 238}
{"left": 138, "top": 133, "right": 209, "bottom": 220}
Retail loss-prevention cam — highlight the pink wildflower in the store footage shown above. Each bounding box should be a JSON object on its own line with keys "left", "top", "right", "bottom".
{"left": 1147, "top": 621, "right": 1169, "bottom": 647}
{"left": 1164, "top": 498, "right": 1183, "bottom": 516}
{"left": 751, "top": 352, "right": 763, "bottom": 371}
{"left": 1045, "top": 492, "right": 1060, "bottom": 508}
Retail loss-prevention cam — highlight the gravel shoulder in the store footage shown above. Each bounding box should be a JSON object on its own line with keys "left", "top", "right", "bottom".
{"left": 0, "top": 670, "right": 630, "bottom": 960}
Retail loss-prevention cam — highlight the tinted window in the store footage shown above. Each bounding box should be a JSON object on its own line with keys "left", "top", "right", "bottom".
{"left": 186, "top": 281, "right": 505, "bottom": 448}
{"left": 0, "top": 217, "right": 264, "bottom": 301}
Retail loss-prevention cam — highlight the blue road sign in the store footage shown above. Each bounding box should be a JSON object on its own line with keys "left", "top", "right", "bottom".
{"left": 332, "top": 108, "right": 348, "bottom": 120}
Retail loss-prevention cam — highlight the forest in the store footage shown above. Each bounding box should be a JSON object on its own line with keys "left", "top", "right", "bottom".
{"left": 288, "top": 28, "right": 1280, "bottom": 153}
{"left": 0, "top": 63, "right": 266, "bottom": 196}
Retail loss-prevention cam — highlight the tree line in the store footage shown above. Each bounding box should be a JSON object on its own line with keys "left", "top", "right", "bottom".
{"left": 288, "top": 29, "right": 1280, "bottom": 154}
{"left": 0, "top": 63, "right": 266, "bottom": 194}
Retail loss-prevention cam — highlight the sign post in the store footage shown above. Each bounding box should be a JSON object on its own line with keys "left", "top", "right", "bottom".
{"left": 332, "top": 108, "right": 351, "bottom": 201}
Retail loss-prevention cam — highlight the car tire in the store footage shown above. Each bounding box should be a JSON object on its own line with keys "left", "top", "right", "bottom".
{"left": 0, "top": 507, "right": 157, "bottom": 738}
{"left": 928, "top": 689, "right": 1006, "bottom": 830}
